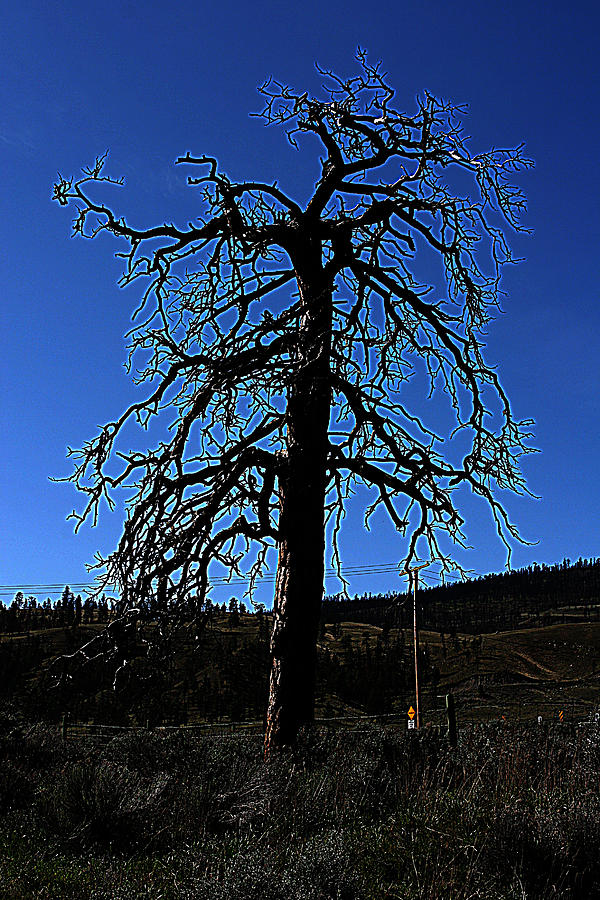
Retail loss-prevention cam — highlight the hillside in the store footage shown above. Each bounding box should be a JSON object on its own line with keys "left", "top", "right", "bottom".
{"left": 323, "top": 556, "right": 600, "bottom": 633}
{"left": 2, "top": 613, "right": 599, "bottom": 728}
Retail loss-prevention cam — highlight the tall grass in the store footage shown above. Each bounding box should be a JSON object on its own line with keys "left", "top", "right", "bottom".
{"left": 1, "top": 710, "right": 599, "bottom": 898}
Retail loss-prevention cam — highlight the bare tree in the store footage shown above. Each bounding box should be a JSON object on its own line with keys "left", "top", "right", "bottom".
{"left": 53, "top": 52, "right": 534, "bottom": 753}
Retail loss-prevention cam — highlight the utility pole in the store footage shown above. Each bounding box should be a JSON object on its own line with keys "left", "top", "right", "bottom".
{"left": 406, "top": 563, "right": 430, "bottom": 729}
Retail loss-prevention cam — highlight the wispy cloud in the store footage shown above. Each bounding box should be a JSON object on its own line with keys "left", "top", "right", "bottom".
{"left": 1, "top": 127, "right": 35, "bottom": 152}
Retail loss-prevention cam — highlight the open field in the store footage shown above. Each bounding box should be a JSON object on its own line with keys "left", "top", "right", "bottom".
{"left": 411, "top": 622, "right": 600, "bottom": 726}
{"left": 2, "top": 617, "right": 600, "bottom": 730}
{"left": 316, "top": 620, "right": 600, "bottom": 725}
{"left": 2, "top": 616, "right": 600, "bottom": 896}
{"left": 1, "top": 714, "right": 600, "bottom": 899}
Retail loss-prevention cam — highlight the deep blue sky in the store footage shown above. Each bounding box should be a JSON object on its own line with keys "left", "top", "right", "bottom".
{"left": 1, "top": 0, "right": 598, "bottom": 605}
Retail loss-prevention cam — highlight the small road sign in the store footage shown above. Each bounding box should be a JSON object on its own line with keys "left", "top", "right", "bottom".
{"left": 407, "top": 720, "right": 415, "bottom": 730}
{"left": 559, "top": 710, "right": 564, "bottom": 722}
{"left": 407, "top": 706, "right": 416, "bottom": 720}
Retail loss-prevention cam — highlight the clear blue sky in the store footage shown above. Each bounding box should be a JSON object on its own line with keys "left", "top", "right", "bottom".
{"left": 1, "top": 0, "right": 598, "bottom": 606}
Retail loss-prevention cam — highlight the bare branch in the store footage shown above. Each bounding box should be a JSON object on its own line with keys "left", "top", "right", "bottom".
{"left": 53, "top": 54, "right": 534, "bottom": 711}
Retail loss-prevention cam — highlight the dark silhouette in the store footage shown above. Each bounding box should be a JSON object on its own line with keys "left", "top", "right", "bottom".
{"left": 323, "top": 556, "right": 600, "bottom": 633}
{"left": 53, "top": 53, "right": 533, "bottom": 752}
{"left": 1, "top": 558, "right": 598, "bottom": 725}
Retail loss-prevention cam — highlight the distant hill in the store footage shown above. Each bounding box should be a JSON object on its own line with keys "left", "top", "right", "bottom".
{"left": 1, "top": 557, "right": 599, "bottom": 727}
{"left": 1, "top": 616, "right": 600, "bottom": 728}
{"left": 322, "top": 557, "right": 600, "bottom": 634}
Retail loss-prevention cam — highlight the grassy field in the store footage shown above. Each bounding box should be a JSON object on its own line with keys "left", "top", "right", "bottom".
{"left": 316, "top": 619, "right": 600, "bottom": 724}
{"left": 1, "top": 714, "right": 599, "bottom": 898}
{"left": 2, "top": 616, "right": 600, "bottom": 729}
{"left": 408, "top": 622, "right": 600, "bottom": 725}
{"left": 2, "top": 617, "right": 600, "bottom": 896}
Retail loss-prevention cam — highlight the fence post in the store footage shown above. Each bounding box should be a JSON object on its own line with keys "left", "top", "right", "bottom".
{"left": 446, "top": 693, "right": 458, "bottom": 747}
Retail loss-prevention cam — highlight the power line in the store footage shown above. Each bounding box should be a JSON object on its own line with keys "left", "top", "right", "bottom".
{"left": 0, "top": 564, "right": 402, "bottom": 593}
{"left": 0, "top": 560, "right": 471, "bottom": 599}
{"left": 0, "top": 563, "right": 402, "bottom": 590}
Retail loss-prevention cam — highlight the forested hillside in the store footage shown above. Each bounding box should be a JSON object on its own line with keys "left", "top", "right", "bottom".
{"left": 1, "top": 558, "right": 599, "bottom": 727}
{"left": 323, "top": 557, "right": 600, "bottom": 633}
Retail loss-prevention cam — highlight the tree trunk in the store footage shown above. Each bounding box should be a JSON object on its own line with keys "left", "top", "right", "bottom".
{"left": 264, "top": 246, "right": 331, "bottom": 755}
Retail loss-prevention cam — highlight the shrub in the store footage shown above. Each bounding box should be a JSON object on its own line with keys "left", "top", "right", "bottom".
{"left": 39, "top": 760, "right": 174, "bottom": 851}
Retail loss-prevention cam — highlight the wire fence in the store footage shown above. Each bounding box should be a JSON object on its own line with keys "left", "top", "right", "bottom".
{"left": 57, "top": 703, "right": 599, "bottom": 744}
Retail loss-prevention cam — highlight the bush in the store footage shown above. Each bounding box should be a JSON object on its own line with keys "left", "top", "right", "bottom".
{"left": 178, "top": 829, "right": 366, "bottom": 899}
{"left": 39, "top": 760, "right": 174, "bottom": 851}
{"left": 1, "top": 719, "right": 600, "bottom": 896}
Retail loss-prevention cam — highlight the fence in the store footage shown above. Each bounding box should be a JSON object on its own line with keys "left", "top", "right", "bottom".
{"left": 54, "top": 697, "right": 479, "bottom": 743}
{"left": 57, "top": 694, "right": 599, "bottom": 744}
{"left": 58, "top": 717, "right": 264, "bottom": 743}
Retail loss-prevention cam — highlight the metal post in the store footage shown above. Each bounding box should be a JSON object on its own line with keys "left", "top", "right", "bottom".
{"left": 412, "top": 571, "right": 421, "bottom": 729}
{"left": 446, "top": 692, "right": 457, "bottom": 747}
{"left": 406, "top": 563, "right": 430, "bottom": 730}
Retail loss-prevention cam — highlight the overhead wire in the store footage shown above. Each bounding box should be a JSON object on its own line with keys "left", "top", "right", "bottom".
{"left": 0, "top": 561, "right": 475, "bottom": 600}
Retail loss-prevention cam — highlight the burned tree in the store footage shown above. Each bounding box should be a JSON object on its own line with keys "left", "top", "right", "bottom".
{"left": 53, "top": 53, "right": 534, "bottom": 752}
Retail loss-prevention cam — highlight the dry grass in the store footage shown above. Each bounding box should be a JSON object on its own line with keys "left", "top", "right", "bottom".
{"left": 1, "top": 711, "right": 600, "bottom": 898}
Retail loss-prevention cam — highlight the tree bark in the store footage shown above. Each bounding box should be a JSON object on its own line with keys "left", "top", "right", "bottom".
{"left": 264, "top": 243, "right": 332, "bottom": 755}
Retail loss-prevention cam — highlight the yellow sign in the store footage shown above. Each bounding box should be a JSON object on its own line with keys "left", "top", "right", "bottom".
{"left": 559, "top": 710, "right": 564, "bottom": 721}
{"left": 408, "top": 706, "right": 416, "bottom": 720}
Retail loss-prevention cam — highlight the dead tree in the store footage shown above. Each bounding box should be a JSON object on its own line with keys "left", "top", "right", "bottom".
{"left": 53, "top": 52, "right": 534, "bottom": 753}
